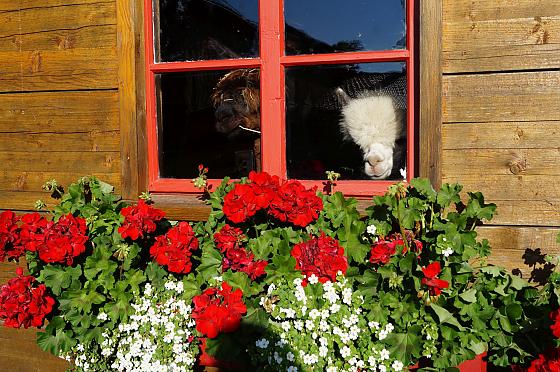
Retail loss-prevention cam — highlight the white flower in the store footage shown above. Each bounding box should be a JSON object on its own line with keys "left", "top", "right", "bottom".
{"left": 281, "top": 321, "right": 291, "bottom": 332}
{"left": 286, "top": 352, "right": 295, "bottom": 362}
{"left": 175, "top": 281, "right": 184, "bottom": 293}
{"left": 97, "top": 312, "right": 108, "bottom": 321}
{"left": 442, "top": 247, "right": 454, "bottom": 257}
{"left": 330, "top": 303, "right": 341, "bottom": 313}
{"left": 385, "top": 323, "right": 394, "bottom": 333}
{"left": 308, "top": 274, "right": 319, "bottom": 284}
{"left": 340, "top": 346, "right": 352, "bottom": 358}
{"left": 366, "top": 224, "right": 377, "bottom": 235}
{"left": 392, "top": 360, "right": 404, "bottom": 371}
{"left": 267, "top": 283, "right": 276, "bottom": 295}
{"left": 287, "top": 366, "right": 298, "bottom": 372}
{"left": 368, "top": 355, "right": 377, "bottom": 367}
{"left": 255, "top": 338, "right": 269, "bottom": 349}
{"left": 274, "top": 351, "right": 283, "bottom": 364}
{"left": 378, "top": 329, "right": 388, "bottom": 340}
{"left": 368, "top": 321, "right": 380, "bottom": 329}
{"left": 305, "top": 319, "right": 315, "bottom": 330}
{"left": 309, "top": 309, "right": 321, "bottom": 320}
{"left": 326, "top": 367, "right": 338, "bottom": 372}
{"left": 379, "top": 348, "right": 390, "bottom": 361}
{"left": 378, "top": 365, "right": 387, "bottom": 372}
{"left": 400, "top": 167, "right": 407, "bottom": 180}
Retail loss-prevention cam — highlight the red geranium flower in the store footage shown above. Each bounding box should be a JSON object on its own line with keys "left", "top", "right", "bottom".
{"left": 527, "top": 348, "right": 560, "bottom": 372}
{"left": 291, "top": 233, "right": 348, "bottom": 285}
{"left": 118, "top": 200, "right": 165, "bottom": 240}
{"left": 269, "top": 180, "right": 323, "bottom": 227}
{"left": 222, "top": 183, "right": 260, "bottom": 224}
{"left": 17, "top": 213, "right": 48, "bottom": 253}
{"left": 550, "top": 309, "right": 560, "bottom": 338}
{"left": 214, "top": 224, "right": 246, "bottom": 253}
{"left": 0, "top": 211, "right": 21, "bottom": 262}
{"left": 150, "top": 222, "right": 199, "bottom": 274}
{"left": 191, "top": 282, "right": 247, "bottom": 339}
{"left": 37, "top": 213, "right": 88, "bottom": 265}
{"left": 0, "top": 268, "right": 55, "bottom": 328}
{"left": 421, "top": 261, "right": 449, "bottom": 296}
{"left": 369, "top": 240, "right": 398, "bottom": 265}
{"left": 248, "top": 171, "right": 280, "bottom": 209}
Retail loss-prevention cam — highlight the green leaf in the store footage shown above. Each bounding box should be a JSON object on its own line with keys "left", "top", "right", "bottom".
{"left": 459, "top": 288, "right": 477, "bottom": 303}
{"left": 145, "top": 262, "right": 168, "bottom": 288}
{"left": 509, "top": 275, "right": 528, "bottom": 291}
{"left": 386, "top": 330, "right": 422, "bottom": 365}
{"left": 197, "top": 244, "right": 223, "bottom": 281}
{"left": 506, "top": 303, "right": 522, "bottom": 320}
{"left": 39, "top": 265, "right": 82, "bottom": 296}
{"left": 410, "top": 178, "right": 437, "bottom": 201}
{"left": 36, "top": 317, "right": 76, "bottom": 356}
{"left": 205, "top": 333, "right": 242, "bottom": 362}
{"left": 430, "top": 304, "right": 464, "bottom": 330}
{"left": 437, "top": 183, "right": 462, "bottom": 208}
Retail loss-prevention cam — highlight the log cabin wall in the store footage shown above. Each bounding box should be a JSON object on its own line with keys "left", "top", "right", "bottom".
{"left": 0, "top": 0, "right": 559, "bottom": 371}
{"left": 440, "top": 0, "right": 560, "bottom": 277}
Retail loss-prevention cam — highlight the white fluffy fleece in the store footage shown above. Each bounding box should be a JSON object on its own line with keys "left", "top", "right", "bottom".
{"left": 337, "top": 90, "right": 404, "bottom": 179}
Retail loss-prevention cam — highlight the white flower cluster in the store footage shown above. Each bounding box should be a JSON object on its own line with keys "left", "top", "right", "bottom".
{"left": 251, "top": 277, "right": 404, "bottom": 371}
{"left": 438, "top": 236, "right": 455, "bottom": 258}
{"left": 66, "top": 280, "right": 198, "bottom": 372}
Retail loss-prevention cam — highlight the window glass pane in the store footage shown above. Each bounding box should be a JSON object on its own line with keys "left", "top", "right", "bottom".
{"left": 284, "top": 1, "right": 406, "bottom": 55}
{"left": 286, "top": 63, "right": 407, "bottom": 181}
{"left": 156, "top": 69, "right": 261, "bottom": 179}
{"left": 155, "top": 0, "right": 259, "bottom": 62}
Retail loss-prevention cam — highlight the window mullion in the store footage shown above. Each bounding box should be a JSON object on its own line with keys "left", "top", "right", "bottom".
{"left": 259, "top": 0, "right": 286, "bottom": 177}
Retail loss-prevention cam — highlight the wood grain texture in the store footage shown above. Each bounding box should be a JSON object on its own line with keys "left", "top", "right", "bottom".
{"left": 150, "top": 194, "right": 212, "bottom": 221}
{"left": 479, "top": 226, "right": 560, "bottom": 279}
{"left": 0, "top": 0, "right": 109, "bottom": 12}
{"left": 0, "top": 191, "right": 61, "bottom": 212}
{"left": 419, "top": 0, "right": 443, "bottom": 188}
{"left": 0, "top": 171, "right": 121, "bottom": 192}
{"left": 0, "top": 1, "right": 117, "bottom": 92}
{"left": 443, "top": 0, "right": 560, "bottom": 72}
{"left": 0, "top": 151, "right": 119, "bottom": 173}
{"left": 442, "top": 121, "right": 560, "bottom": 150}
{"left": 443, "top": 71, "right": 560, "bottom": 123}
{"left": 0, "top": 91, "right": 119, "bottom": 133}
{"left": 0, "top": 130, "right": 119, "bottom": 152}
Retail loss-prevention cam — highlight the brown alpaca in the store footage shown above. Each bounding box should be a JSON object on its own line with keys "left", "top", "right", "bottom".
{"left": 211, "top": 69, "right": 261, "bottom": 170}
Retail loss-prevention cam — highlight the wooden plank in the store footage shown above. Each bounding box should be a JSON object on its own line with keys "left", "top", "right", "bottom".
{"left": 0, "top": 0, "right": 108, "bottom": 12}
{"left": 490, "top": 200, "right": 560, "bottom": 227}
{"left": 0, "top": 48, "right": 117, "bottom": 92}
{"left": 444, "top": 0, "right": 560, "bottom": 22}
{"left": 419, "top": 0, "right": 443, "bottom": 188}
{"left": 0, "top": 191, "right": 61, "bottom": 212}
{"left": 0, "top": 171, "right": 121, "bottom": 192}
{"left": 0, "top": 25, "right": 116, "bottom": 52}
{"left": 442, "top": 121, "right": 560, "bottom": 150}
{"left": 117, "top": 0, "right": 140, "bottom": 200}
{"left": 443, "top": 148, "right": 560, "bottom": 177}
{"left": 443, "top": 71, "right": 560, "bottom": 123}
{"left": 0, "top": 130, "right": 120, "bottom": 152}
{"left": 0, "top": 91, "right": 119, "bottom": 133}
{"left": 443, "top": 0, "right": 560, "bottom": 72}
{"left": 479, "top": 226, "right": 560, "bottom": 279}
{"left": 0, "top": 151, "right": 120, "bottom": 173}
{"left": 0, "top": 2, "right": 115, "bottom": 37}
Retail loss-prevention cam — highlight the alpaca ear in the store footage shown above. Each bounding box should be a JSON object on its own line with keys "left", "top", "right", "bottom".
{"left": 335, "top": 88, "right": 350, "bottom": 106}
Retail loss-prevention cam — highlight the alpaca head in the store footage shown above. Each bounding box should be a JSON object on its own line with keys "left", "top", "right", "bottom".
{"left": 336, "top": 88, "right": 404, "bottom": 179}
{"left": 211, "top": 69, "right": 260, "bottom": 137}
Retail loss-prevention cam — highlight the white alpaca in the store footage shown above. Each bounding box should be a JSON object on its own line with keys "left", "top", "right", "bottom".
{"left": 336, "top": 88, "right": 405, "bottom": 179}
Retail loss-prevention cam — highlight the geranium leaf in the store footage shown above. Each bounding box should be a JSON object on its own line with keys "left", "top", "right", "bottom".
{"left": 410, "top": 178, "right": 437, "bottom": 201}
{"left": 430, "top": 304, "right": 464, "bottom": 330}
{"left": 39, "top": 265, "right": 82, "bottom": 296}
{"left": 459, "top": 289, "right": 477, "bottom": 303}
{"left": 197, "top": 244, "right": 222, "bottom": 281}
{"left": 36, "top": 316, "right": 75, "bottom": 356}
{"left": 386, "top": 330, "right": 422, "bottom": 365}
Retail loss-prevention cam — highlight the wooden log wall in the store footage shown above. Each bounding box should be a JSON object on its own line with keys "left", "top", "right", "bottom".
{"left": 0, "top": 0, "right": 121, "bottom": 369}
{"left": 441, "top": 0, "right": 560, "bottom": 276}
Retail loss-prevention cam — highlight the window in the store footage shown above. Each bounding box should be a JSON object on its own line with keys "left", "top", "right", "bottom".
{"left": 144, "top": 0, "right": 414, "bottom": 196}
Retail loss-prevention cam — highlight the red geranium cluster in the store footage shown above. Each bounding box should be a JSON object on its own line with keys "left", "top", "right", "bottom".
{"left": 191, "top": 282, "right": 247, "bottom": 339}
{"left": 214, "top": 224, "right": 267, "bottom": 280}
{"left": 421, "top": 261, "right": 449, "bottom": 296}
{"left": 150, "top": 222, "right": 199, "bottom": 274}
{"left": 222, "top": 172, "right": 323, "bottom": 227}
{"left": 0, "top": 211, "right": 87, "bottom": 266}
{"left": 118, "top": 200, "right": 165, "bottom": 240}
{"left": 550, "top": 309, "right": 560, "bottom": 338}
{"left": 291, "top": 233, "right": 348, "bottom": 285}
{"left": 38, "top": 213, "right": 88, "bottom": 265}
{"left": 0, "top": 268, "right": 55, "bottom": 328}
{"left": 369, "top": 232, "right": 423, "bottom": 265}
{"left": 525, "top": 348, "right": 560, "bottom": 372}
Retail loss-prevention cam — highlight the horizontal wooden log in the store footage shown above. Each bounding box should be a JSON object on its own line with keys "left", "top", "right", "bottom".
{"left": 0, "top": 48, "right": 117, "bottom": 92}
{"left": 0, "top": 326, "right": 68, "bottom": 372}
{"left": 443, "top": 148, "right": 560, "bottom": 177}
{"left": 489, "top": 200, "right": 560, "bottom": 227}
{"left": 443, "top": 0, "right": 560, "bottom": 72}
{"left": 0, "top": 2, "right": 115, "bottom": 37}
{"left": 443, "top": 71, "right": 560, "bottom": 123}
{"left": 442, "top": 121, "right": 560, "bottom": 150}
{"left": 0, "top": 0, "right": 108, "bottom": 12}
{"left": 0, "top": 191, "right": 62, "bottom": 211}
{"left": 0, "top": 151, "right": 119, "bottom": 173}
{"left": 0, "top": 171, "right": 121, "bottom": 192}
{"left": 0, "top": 91, "right": 119, "bottom": 133}
{"left": 0, "top": 130, "right": 120, "bottom": 152}
{"left": 0, "top": 25, "right": 116, "bottom": 52}
{"left": 479, "top": 226, "right": 560, "bottom": 279}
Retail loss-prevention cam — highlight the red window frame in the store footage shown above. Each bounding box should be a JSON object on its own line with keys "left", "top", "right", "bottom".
{"left": 144, "top": 0, "right": 415, "bottom": 196}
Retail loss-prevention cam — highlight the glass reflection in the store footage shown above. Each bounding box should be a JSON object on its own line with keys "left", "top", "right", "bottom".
{"left": 156, "top": 69, "right": 261, "bottom": 179}
{"left": 286, "top": 63, "right": 407, "bottom": 181}
{"left": 155, "top": 0, "right": 259, "bottom": 62}
{"left": 285, "top": 0, "right": 406, "bottom": 55}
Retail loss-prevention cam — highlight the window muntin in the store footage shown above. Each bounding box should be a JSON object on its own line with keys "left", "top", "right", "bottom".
{"left": 145, "top": 0, "right": 414, "bottom": 196}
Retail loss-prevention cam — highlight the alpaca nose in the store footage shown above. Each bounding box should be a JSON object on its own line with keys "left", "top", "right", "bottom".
{"left": 367, "top": 154, "right": 385, "bottom": 166}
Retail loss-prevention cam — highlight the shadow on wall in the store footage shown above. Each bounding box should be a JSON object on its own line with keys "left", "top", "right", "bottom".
{"left": 511, "top": 248, "right": 556, "bottom": 286}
